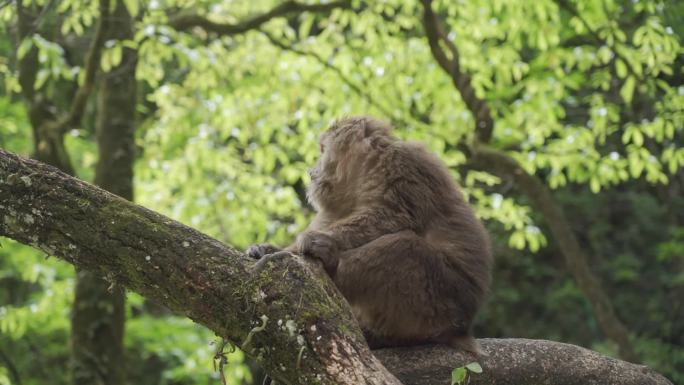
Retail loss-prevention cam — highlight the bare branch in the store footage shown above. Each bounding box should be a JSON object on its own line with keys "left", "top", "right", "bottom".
{"left": 169, "top": 0, "right": 351, "bottom": 36}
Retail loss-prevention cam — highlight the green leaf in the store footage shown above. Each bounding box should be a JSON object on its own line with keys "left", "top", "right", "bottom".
{"left": 629, "top": 157, "right": 644, "bottom": 178}
{"left": 123, "top": 0, "right": 139, "bottom": 17}
{"left": 590, "top": 177, "right": 601, "bottom": 193}
{"left": 34, "top": 69, "right": 49, "bottom": 90}
{"left": 615, "top": 59, "right": 627, "bottom": 78}
{"left": 111, "top": 44, "right": 122, "bottom": 68}
{"left": 299, "top": 15, "right": 315, "bottom": 38}
{"left": 451, "top": 367, "right": 467, "bottom": 385}
{"left": 465, "top": 362, "right": 483, "bottom": 373}
{"left": 632, "top": 130, "right": 644, "bottom": 147}
{"left": 17, "top": 37, "right": 34, "bottom": 60}
{"left": 101, "top": 50, "right": 112, "bottom": 72}
{"left": 620, "top": 76, "right": 636, "bottom": 103}
{"left": 509, "top": 231, "right": 526, "bottom": 250}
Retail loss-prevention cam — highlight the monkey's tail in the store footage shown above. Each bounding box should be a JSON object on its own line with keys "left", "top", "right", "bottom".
{"left": 448, "top": 334, "right": 483, "bottom": 356}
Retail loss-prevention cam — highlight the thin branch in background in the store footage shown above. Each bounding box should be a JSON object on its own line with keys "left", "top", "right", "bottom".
{"left": 24, "top": 0, "right": 57, "bottom": 37}
{"left": 169, "top": 0, "right": 351, "bottom": 36}
{"left": 261, "top": 31, "right": 398, "bottom": 120}
{"left": 46, "top": 0, "right": 109, "bottom": 136}
{"left": 0, "top": 348, "right": 21, "bottom": 385}
{"left": 420, "top": 0, "right": 493, "bottom": 143}
{"left": 262, "top": 31, "right": 440, "bottom": 137}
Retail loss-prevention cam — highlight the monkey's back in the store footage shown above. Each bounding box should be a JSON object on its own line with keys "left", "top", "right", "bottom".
{"left": 376, "top": 140, "right": 492, "bottom": 320}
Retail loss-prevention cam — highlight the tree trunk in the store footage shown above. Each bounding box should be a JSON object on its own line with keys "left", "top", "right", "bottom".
{"left": 0, "top": 149, "right": 672, "bottom": 385}
{"left": 70, "top": 2, "right": 136, "bottom": 385}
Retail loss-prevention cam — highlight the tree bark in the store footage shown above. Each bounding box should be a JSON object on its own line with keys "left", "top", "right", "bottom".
{"left": 0, "top": 149, "right": 673, "bottom": 385}
{"left": 377, "top": 339, "right": 671, "bottom": 385}
{"left": 70, "top": 2, "right": 136, "bottom": 385}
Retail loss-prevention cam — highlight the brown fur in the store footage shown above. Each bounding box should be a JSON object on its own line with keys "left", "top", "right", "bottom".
{"left": 248, "top": 116, "right": 492, "bottom": 352}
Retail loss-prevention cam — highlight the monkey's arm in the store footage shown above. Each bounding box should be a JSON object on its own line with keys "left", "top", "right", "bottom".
{"left": 324, "top": 176, "right": 430, "bottom": 250}
{"left": 324, "top": 207, "right": 412, "bottom": 250}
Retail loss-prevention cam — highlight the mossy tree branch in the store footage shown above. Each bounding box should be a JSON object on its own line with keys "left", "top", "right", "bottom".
{"left": 0, "top": 148, "right": 401, "bottom": 385}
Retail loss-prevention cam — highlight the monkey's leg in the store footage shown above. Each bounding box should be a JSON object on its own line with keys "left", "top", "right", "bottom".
{"left": 334, "top": 230, "right": 469, "bottom": 348}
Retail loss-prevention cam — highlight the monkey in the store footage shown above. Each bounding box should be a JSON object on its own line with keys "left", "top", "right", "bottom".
{"left": 247, "top": 116, "right": 492, "bottom": 353}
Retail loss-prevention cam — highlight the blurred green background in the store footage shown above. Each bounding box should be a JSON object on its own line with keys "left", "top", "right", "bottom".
{"left": 0, "top": 0, "right": 682, "bottom": 384}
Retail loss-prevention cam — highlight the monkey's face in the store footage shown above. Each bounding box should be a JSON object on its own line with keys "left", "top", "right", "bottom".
{"left": 307, "top": 130, "right": 343, "bottom": 211}
{"left": 307, "top": 118, "right": 370, "bottom": 211}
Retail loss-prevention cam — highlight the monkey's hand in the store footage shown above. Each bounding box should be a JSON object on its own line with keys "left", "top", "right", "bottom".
{"left": 296, "top": 231, "right": 340, "bottom": 276}
{"left": 245, "top": 243, "right": 282, "bottom": 259}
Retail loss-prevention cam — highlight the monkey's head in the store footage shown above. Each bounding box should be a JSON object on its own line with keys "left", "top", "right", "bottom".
{"left": 307, "top": 116, "right": 394, "bottom": 212}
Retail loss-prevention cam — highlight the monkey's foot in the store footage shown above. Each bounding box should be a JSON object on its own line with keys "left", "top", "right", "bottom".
{"left": 251, "top": 251, "right": 294, "bottom": 273}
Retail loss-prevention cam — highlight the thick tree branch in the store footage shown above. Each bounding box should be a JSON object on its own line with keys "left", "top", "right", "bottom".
{"left": 169, "top": 0, "right": 350, "bottom": 36}
{"left": 378, "top": 339, "right": 671, "bottom": 385}
{"left": 0, "top": 149, "right": 400, "bottom": 385}
{"left": 0, "top": 149, "right": 673, "bottom": 385}
{"left": 16, "top": 1, "right": 71, "bottom": 173}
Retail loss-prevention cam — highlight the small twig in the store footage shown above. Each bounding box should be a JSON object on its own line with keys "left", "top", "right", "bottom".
{"left": 213, "top": 338, "right": 236, "bottom": 385}
{"left": 261, "top": 31, "right": 397, "bottom": 120}
{"left": 42, "top": 0, "right": 110, "bottom": 137}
